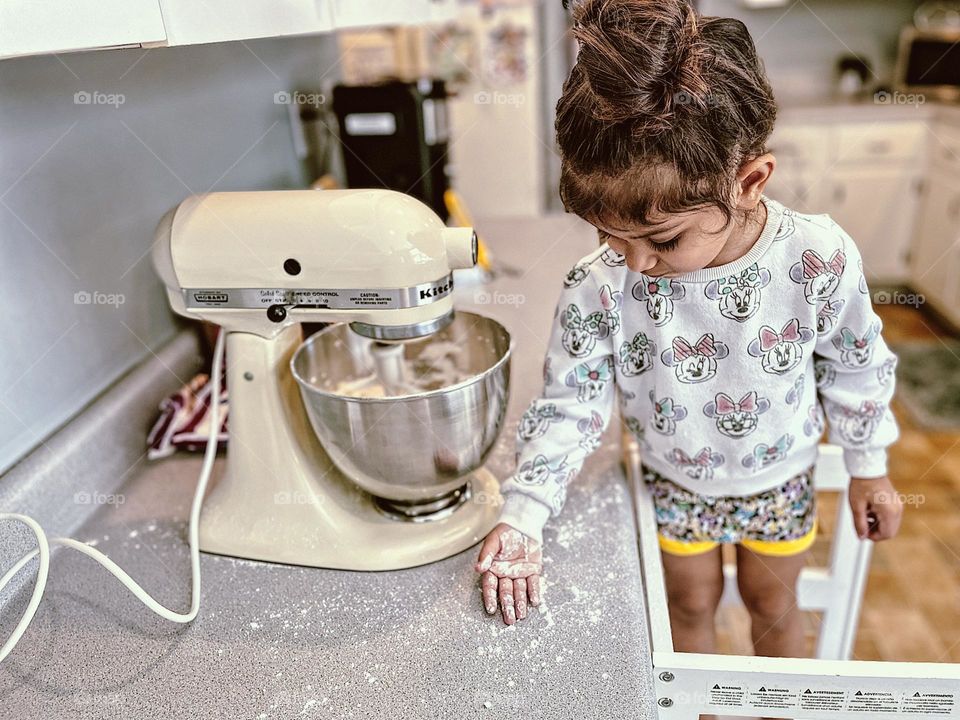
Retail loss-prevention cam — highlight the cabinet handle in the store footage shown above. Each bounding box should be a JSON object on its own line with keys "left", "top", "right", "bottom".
{"left": 834, "top": 183, "right": 846, "bottom": 203}
{"left": 867, "top": 140, "right": 891, "bottom": 155}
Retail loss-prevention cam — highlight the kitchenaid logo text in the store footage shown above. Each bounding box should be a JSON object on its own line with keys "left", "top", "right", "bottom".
{"left": 419, "top": 278, "right": 453, "bottom": 301}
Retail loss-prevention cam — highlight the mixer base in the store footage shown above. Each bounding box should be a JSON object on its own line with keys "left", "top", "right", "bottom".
{"left": 371, "top": 481, "right": 472, "bottom": 522}
{"left": 197, "top": 328, "right": 505, "bottom": 571}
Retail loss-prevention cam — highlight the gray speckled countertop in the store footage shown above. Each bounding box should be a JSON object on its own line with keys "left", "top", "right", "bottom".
{"left": 0, "top": 215, "right": 656, "bottom": 719}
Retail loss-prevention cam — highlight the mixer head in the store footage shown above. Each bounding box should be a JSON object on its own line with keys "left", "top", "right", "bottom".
{"left": 152, "top": 189, "right": 477, "bottom": 339}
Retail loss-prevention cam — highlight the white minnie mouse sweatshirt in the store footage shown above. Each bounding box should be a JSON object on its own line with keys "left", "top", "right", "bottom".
{"left": 498, "top": 195, "right": 900, "bottom": 543}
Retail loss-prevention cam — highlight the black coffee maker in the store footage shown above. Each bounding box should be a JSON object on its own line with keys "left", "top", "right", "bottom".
{"left": 333, "top": 79, "right": 451, "bottom": 221}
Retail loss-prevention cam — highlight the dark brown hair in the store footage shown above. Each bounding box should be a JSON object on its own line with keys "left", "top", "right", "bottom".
{"left": 556, "top": 0, "right": 776, "bottom": 231}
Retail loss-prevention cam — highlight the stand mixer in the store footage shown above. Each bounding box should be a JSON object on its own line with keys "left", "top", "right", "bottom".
{"left": 151, "top": 189, "right": 508, "bottom": 570}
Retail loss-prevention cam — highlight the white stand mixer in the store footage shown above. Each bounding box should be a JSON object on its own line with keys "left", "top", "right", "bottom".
{"left": 152, "top": 189, "right": 505, "bottom": 570}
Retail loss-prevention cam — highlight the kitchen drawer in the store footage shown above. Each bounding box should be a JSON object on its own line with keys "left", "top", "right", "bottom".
{"left": 768, "top": 124, "right": 830, "bottom": 162}
{"left": 928, "top": 121, "right": 960, "bottom": 175}
{"left": 835, "top": 121, "right": 925, "bottom": 163}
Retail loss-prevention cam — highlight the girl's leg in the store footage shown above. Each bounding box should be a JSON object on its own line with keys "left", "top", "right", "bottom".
{"left": 734, "top": 543, "right": 809, "bottom": 658}
{"left": 660, "top": 545, "right": 726, "bottom": 720}
{"left": 660, "top": 545, "right": 725, "bottom": 653}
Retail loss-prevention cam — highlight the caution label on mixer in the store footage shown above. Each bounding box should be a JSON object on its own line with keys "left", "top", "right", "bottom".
{"left": 183, "top": 274, "right": 454, "bottom": 310}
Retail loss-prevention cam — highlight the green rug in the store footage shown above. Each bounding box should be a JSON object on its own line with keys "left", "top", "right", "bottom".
{"left": 890, "top": 340, "right": 960, "bottom": 430}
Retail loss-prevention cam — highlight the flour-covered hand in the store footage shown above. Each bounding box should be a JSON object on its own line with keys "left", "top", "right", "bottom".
{"left": 475, "top": 523, "right": 543, "bottom": 625}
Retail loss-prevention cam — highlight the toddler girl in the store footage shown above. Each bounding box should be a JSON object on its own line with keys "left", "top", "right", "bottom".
{"left": 474, "top": 0, "right": 903, "bottom": 676}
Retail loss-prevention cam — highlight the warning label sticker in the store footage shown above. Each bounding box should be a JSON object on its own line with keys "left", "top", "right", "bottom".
{"left": 799, "top": 688, "right": 846, "bottom": 712}
{"left": 708, "top": 684, "right": 746, "bottom": 707}
{"left": 747, "top": 685, "right": 798, "bottom": 709}
{"left": 902, "top": 691, "right": 956, "bottom": 715}
{"left": 702, "top": 682, "right": 958, "bottom": 715}
{"left": 847, "top": 690, "right": 900, "bottom": 713}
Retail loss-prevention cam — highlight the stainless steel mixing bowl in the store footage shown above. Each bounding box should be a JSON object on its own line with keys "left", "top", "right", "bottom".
{"left": 290, "top": 311, "right": 511, "bottom": 518}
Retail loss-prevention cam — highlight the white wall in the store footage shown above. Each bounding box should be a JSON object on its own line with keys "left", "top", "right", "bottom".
{"left": 446, "top": 1, "right": 544, "bottom": 218}
{"left": 0, "top": 35, "right": 340, "bottom": 474}
{"left": 697, "top": 0, "right": 918, "bottom": 103}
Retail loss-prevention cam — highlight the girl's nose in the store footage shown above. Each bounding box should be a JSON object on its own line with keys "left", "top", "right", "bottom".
{"left": 625, "top": 250, "right": 659, "bottom": 274}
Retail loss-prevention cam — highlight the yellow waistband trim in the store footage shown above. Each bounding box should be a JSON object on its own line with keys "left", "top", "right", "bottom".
{"left": 740, "top": 517, "right": 818, "bottom": 557}
{"left": 658, "top": 534, "right": 718, "bottom": 556}
{"left": 657, "top": 517, "right": 819, "bottom": 557}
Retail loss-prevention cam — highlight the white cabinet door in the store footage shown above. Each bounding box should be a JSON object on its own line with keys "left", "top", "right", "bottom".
{"left": 331, "top": 0, "right": 431, "bottom": 29}
{"left": 765, "top": 159, "right": 822, "bottom": 213}
{"left": 159, "top": 0, "right": 333, "bottom": 46}
{"left": 823, "top": 165, "right": 922, "bottom": 284}
{"left": 427, "top": 0, "right": 460, "bottom": 23}
{"left": 0, "top": 0, "right": 166, "bottom": 59}
{"left": 766, "top": 123, "right": 832, "bottom": 213}
{"left": 833, "top": 121, "right": 926, "bottom": 164}
{"left": 910, "top": 171, "right": 960, "bottom": 324}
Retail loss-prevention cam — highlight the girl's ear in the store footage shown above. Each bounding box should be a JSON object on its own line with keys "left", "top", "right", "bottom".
{"left": 736, "top": 153, "right": 776, "bottom": 207}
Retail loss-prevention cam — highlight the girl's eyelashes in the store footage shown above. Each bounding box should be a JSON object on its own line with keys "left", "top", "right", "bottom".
{"left": 646, "top": 235, "right": 681, "bottom": 252}
{"left": 598, "top": 229, "right": 682, "bottom": 252}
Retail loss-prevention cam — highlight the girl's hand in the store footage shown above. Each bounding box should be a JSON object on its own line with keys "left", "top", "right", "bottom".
{"left": 848, "top": 475, "right": 903, "bottom": 541}
{"left": 474, "top": 523, "right": 543, "bottom": 626}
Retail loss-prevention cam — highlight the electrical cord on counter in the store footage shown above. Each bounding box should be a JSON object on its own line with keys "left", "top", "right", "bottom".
{"left": 0, "top": 327, "right": 226, "bottom": 664}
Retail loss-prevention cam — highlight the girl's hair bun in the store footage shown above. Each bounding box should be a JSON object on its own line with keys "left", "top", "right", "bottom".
{"left": 556, "top": 0, "right": 776, "bottom": 229}
{"left": 571, "top": 0, "right": 708, "bottom": 130}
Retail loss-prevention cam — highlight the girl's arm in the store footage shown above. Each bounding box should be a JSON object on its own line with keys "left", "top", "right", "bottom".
{"left": 496, "top": 261, "right": 619, "bottom": 544}
{"left": 812, "top": 230, "right": 899, "bottom": 479}
{"left": 813, "top": 228, "right": 902, "bottom": 540}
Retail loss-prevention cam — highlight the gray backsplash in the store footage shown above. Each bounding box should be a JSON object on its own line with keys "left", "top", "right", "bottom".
{"left": 0, "top": 34, "right": 341, "bottom": 474}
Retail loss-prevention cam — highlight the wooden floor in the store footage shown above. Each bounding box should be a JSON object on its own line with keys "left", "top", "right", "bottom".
{"left": 716, "top": 302, "right": 960, "bottom": 663}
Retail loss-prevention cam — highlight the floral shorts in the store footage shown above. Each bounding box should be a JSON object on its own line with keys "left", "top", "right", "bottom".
{"left": 641, "top": 464, "right": 818, "bottom": 557}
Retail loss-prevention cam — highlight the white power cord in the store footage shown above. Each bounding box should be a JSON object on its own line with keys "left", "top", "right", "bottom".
{"left": 0, "top": 327, "right": 226, "bottom": 664}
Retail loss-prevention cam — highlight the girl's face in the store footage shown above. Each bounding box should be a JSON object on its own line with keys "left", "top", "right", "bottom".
{"left": 587, "top": 156, "right": 775, "bottom": 277}
{"left": 593, "top": 205, "right": 747, "bottom": 277}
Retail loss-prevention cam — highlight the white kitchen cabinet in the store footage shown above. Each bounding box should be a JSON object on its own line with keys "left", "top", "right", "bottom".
{"left": 0, "top": 0, "right": 166, "bottom": 59}
{"left": 766, "top": 119, "right": 927, "bottom": 285}
{"left": 910, "top": 169, "right": 960, "bottom": 326}
{"left": 331, "top": 0, "right": 432, "bottom": 29}
{"left": 765, "top": 158, "right": 822, "bottom": 213}
{"left": 927, "top": 121, "right": 960, "bottom": 176}
{"left": 833, "top": 121, "right": 925, "bottom": 164}
{"left": 766, "top": 123, "right": 831, "bottom": 213}
{"left": 824, "top": 165, "right": 923, "bottom": 284}
{"left": 427, "top": 0, "right": 460, "bottom": 23}
{"left": 159, "top": 0, "right": 333, "bottom": 46}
